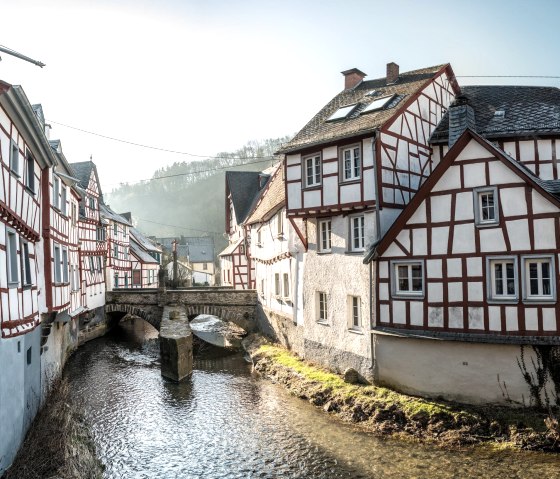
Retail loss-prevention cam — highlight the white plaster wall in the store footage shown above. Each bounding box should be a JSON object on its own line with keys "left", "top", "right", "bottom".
{"left": 302, "top": 214, "right": 373, "bottom": 378}
{"left": 375, "top": 333, "right": 554, "bottom": 406}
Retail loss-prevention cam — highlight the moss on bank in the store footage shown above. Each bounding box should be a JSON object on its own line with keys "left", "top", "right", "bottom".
{"left": 250, "top": 342, "right": 560, "bottom": 451}
{"left": 4, "top": 379, "right": 104, "bottom": 479}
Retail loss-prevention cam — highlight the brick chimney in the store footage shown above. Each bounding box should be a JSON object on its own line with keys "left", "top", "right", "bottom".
{"left": 386, "top": 62, "right": 399, "bottom": 85}
{"left": 341, "top": 68, "right": 367, "bottom": 90}
{"left": 448, "top": 95, "right": 476, "bottom": 147}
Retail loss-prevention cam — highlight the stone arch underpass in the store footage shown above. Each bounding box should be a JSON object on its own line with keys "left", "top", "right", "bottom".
{"left": 104, "top": 288, "right": 258, "bottom": 332}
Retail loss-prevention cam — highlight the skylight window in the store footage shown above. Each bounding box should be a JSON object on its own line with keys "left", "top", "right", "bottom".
{"left": 327, "top": 104, "right": 357, "bottom": 121}
{"left": 366, "top": 90, "right": 378, "bottom": 96}
{"left": 494, "top": 110, "right": 505, "bottom": 118}
{"left": 361, "top": 94, "right": 396, "bottom": 114}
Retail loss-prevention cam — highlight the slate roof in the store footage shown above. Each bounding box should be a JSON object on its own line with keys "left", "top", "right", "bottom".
{"left": 130, "top": 238, "right": 158, "bottom": 264}
{"left": 245, "top": 164, "right": 285, "bottom": 225}
{"left": 278, "top": 64, "right": 452, "bottom": 154}
{"left": 99, "top": 203, "right": 132, "bottom": 226}
{"left": 69, "top": 160, "right": 104, "bottom": 202}
{"left": 226, "top": 171, "right": 269, "bottom": 224}
{"left": 186, "top": 238, "right": 214, "bottom": 263}
{"left": 431, "top": 86, "right": 560, "bottom": 143}
{"left": 130, "top": 227, "right": 161, "bottom": 254}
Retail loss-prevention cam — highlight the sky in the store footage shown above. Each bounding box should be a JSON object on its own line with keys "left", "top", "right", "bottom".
{"left": 1, "top": 0, "right": 560, "bottom": 193}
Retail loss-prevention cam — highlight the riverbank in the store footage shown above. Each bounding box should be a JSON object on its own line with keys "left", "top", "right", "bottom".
{"left": 246, "top": 337, "right": 560, "bottom": 452}
{"left": 3, "top": 378, "right": 104, "bottom": 479}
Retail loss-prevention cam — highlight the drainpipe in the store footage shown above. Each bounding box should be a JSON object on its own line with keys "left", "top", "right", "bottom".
{"left": 370, "top": 133, "right": 379, "bottom": 376}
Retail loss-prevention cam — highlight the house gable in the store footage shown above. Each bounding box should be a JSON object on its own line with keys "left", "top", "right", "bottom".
{"left": 374, "top": 129, "right": 560, "bottom": 338}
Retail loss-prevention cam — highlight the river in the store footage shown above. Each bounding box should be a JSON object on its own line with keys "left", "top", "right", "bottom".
{"left": 64, "top": 319, "right": 560, "bottom": 479}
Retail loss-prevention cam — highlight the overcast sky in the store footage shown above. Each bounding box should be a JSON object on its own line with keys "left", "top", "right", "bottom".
{"left": 1, "top": 0, "right": 559, "bottom": 192}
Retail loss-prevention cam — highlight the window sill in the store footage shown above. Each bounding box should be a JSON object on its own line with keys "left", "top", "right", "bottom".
{"left": 10, "top": 171, "right": 21, "bottom": 179}
{"left": 303, "top": 185, "right": 322, "bottom": 191}
{"left": 475, "top": 221, "right": 499, "bottom": 229}
{"left": 522, "top": 297, "right": 556, "bottom": 305}
{"left": 487, "top": 298, "right": 518, "bottom": 305}
{"left": 391, "top": 293, "right": 425, "bottom": 300}
{"left": 339, "top": 178, "right": 361, "bottom": 185}
{"left": 317, "top": 250, "right": 332, "bottom": 255}
{"left": 24, "top": 186, "right": 36, "bottom": 196}
{"left": 22, "top": 284, "right": 33, "bottom": 290}
{"left": 345, "top": 250, "right": 365, "bottom": 255}
{"left": 8, "top": 281, "right": 19, "bottom": 288}
{"left": 316, "top": 321, "right": 329, "bottom": 326}
{"left": 348, "top": 328, "right": 364, "bottom": 335}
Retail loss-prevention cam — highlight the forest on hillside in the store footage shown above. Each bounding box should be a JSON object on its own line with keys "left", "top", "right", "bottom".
{"left": 104, "top": 136, "right": 292, "bottom": 255}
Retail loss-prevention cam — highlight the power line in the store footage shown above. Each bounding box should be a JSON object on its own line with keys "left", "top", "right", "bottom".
{"left": 136, "top": 217, "right": 222, "bottom": 235}
{"left": 104, "top": 156, "right": 278, "bottom": 188}
{"left": 457, "top": 75, "right": 560, "bottom": 79}
{"left": 47, "top": 119, "right": 278, "bottom": 160}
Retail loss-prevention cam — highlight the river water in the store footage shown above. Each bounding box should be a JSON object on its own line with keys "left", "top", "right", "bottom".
{"left": 64, "top": 319, "right": 560, "bottom": 479}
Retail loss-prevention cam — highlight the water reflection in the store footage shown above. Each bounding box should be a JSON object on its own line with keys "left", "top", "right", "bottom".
{"left": 64, "top": 319, "right": 560, "bottom": 478}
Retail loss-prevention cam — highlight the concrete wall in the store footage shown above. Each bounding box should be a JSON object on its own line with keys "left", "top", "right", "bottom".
{"left": 374, "top": 332, "right": 551, "bottom": 405}
{"left": 0, "top": 327, "right": 42, "bottom": 474}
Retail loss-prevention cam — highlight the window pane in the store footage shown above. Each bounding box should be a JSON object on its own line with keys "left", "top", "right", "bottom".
{"left": 494, "top": 263, "right": 503, "bottom": 295}
{"left": 398, "top": 265, "right": 409, "bottom": 291}
{"left": 353, "top": 148, "right": 360, "bottom": 177}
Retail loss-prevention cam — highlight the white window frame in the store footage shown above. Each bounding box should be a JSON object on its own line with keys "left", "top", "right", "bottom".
{"left": 6, "top": 229, "right": 19, "bottom": 286}
{"left": 53, "top": 176, "right": 60, "bottom": 210}
{"left": 277, "top": 211, "right": 284, "bottom": 238}
{"left": 391, "top": 260, "right": 425, "bottom": 298}
{"left": 522, "top": 255, "right": 556, "bottom": 303}
{"left": 283, "top": 272, "right": 290, "bottom": 301}
{"left": 24, "top": 151, "right": 35, "bottom": 193}
{"left": 317, "top": 291, "right": 328, "bottom": 323}
{"left": 61, "top": 185, "right": 67, "bottom": 216}
{"left": 62, "top": 248, "right": 69, "bottom": 284}
{"left": 260, "top": 278, "right": 265, "bottom": 297}
{"left": 303, "top": 153, "right": 321, "bottom": 188}
{"left": 486, "top": 256, "right": 518, "bottom": 303}
{"left": 21, "top": 240, "right": 32, "bottom": 287}
{"left": 53, "top": 244, "right": 62, "bottom": 284}
{"left": 473, "top": 186, "right": 499, "bottom": 227}
{"left": 340, "top": 144, "right": 361, "bottom": 181}
{"left": 318, "top": 219, "right": 331, "bottom": 253}
{"left": 349, "top": 215, "right": 365, "bottom": 252}
{"left": 274, "top": 272, "right": 281, "bottom": 297}
{"left": 348, "top": 296, "right": 361, "bottom": 331}
{"left": 9, "top": 140, "right": 20, "bottom": 177}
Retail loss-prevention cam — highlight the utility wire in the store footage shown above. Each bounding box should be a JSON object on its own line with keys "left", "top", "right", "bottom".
{"left": 104, "top": 156, "right": 278, "bottom": 188}
{"left": 47, "top": 119, "right": 277, "bottom": 160}
{"left": 457, "top": 75, "right": 560, "bottom": 79}
{"left": 136, "top": 217, "right": 222, "bottom": 235}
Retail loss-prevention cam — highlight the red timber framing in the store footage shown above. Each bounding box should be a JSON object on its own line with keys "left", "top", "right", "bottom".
{"left": 284, "top": 64, "right": 460, "bottom": 220}
{"left": 378, "top": 64, "right": 459, "bottom": 209}
{"left": 0, "top": 104, "right": 44, "bottom": 337}
{"left": 373, "top": 129, "right": 560, "bottom": 338}
{"left": 78, "top": 170, "right": 105, "bottom": 304}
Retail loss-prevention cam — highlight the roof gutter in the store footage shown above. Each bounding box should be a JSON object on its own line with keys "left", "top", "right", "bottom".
{"left": 5, "top": 86, "right": 57, "bottom": 169}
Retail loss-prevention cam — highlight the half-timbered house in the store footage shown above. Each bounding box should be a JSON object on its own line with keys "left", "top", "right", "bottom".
{"left": 70, "top": 161, "right": 107, "bottom": 313}
{"left": 367, "top": 123, "right": 560, "bottom": 404}
{"left": 244, "top": 164, "right": 305, "bottom": 347}
{"left": 0, "top": 82, "right": 55, "bottom": 473}
{"left": 219, "top": 171, "right": 269, "bottom": 289}
{"left": 130, "top": 227, "right": 161, "bottom": 288}
{"left": 100, "top": 204, "right": 132, "bottom": 290}
{"left": 276, "top": 62, "right": 460, "bottom": 380}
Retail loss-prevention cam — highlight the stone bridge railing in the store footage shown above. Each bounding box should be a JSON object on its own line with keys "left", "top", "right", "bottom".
{"left": 105, "top": 287, "right": 258, "bottom": 331}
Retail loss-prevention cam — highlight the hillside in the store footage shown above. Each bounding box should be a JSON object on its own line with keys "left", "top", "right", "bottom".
{"left": 104, "top": 137, "right": 291, "bottom": 254}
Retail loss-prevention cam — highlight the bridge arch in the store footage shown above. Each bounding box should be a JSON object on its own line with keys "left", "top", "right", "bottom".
{"left": 105, "top": 303, "right": 161, "bottom": 331}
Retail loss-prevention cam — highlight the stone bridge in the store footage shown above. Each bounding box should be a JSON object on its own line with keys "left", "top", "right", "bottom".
{"left": 105, "top": 287, "right": 259, "bottom": 332}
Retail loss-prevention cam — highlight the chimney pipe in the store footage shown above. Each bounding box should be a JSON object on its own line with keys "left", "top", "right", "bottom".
{"left": 341, "top": 68, "right": 367, "bottom": 90}
{"left": 386, "top": 62, "right": 399, "bottom": 85}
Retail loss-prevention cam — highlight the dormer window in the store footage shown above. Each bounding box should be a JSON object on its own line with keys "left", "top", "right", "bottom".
{"left": 340, "top": 145, "right": 361, "bottom": 181}
{"left": 304, "top": 153, "right": 321, "bottom": 188}
{"left": 474, "top": 186, "right": 499, "bottom": 227}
